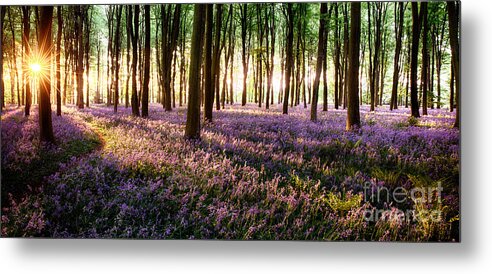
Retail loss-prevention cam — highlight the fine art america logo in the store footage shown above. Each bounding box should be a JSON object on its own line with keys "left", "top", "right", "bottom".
{"left": 362, "top": 182, "right": 444, "bottom": 223}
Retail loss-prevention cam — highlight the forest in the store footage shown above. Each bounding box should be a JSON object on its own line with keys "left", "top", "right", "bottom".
{"left": 1, "top": 2, "right": 460, "bottom": 241}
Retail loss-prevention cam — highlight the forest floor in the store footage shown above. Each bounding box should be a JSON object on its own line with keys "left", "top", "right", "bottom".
{"left": 1, "top": 103, "right": 459, "bottom": 241}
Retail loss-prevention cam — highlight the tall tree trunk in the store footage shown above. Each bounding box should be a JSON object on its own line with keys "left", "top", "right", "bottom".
{"left": 436, "top": 13, "right": 446, "bottom": 109}
{"left": 96, "top": 36, "right": 101, "bottom": 104}
{"left": 171, "top": 47, "right": 177, "bottom": 108}
{"left": 221, "top": 5, "right": 232, "bottom": 108}
{"left": 346, "top": 2, "right": 361, "bottom": 130}
{"left": 447, "top": 1, "right": 459, "bottom": 127}
{"left": 125, "top": 6, "right": 131, "bottom": 108}
{"left": 162, "top": 5, "right": 181, "bottom": 111}
{"left": 279, "top": 44, "right": 284, "bottom": 105}
{"left": 333, "top": 3, "right": 340, "bottom": 109}
{"left": 370, "top": 3, "right": 383, "bottom": 112}
{"left": 266, "top": 4, "right": 275, "bottom": 110}
{"left": 257, "top": 4, "right": 265, "bottom": 108}
{"left": 22, "top": 7, "right": 31, "bottom": 116}
{"left": 0, "top": 7, "right": 5, "bottom": 110}
{"left": 379, "top": 4, "right": 388, "bottom": 107}
{"left": 342, "top": 3, "right": 349, "bottom": 109}
{"left": 405, "top": 24, "right": 411, "bottom": 108}
{"left": 229, "top": 22, "right": 235, "bottom": 105}
{"left": 322, "top": 4, "right": 333, "bottom": 112}
{"left": 213, "top": 4, "right": 223, "bottom": 111}
{"left": 141, "top": 5, "right": 150, "bottom": 117}
{"left": 56, "top": 6, "right": 63, "bottom": 115}
{"left": 367, "top": 4, "right": 372, "bottom": 110}
{"left": 38, "top": 6, "right": 55, "bottom": 143}
{"left": 390, "top": 3, "right": 404, "bottom": 111}
{"left": 410, "top": 2, "right": 423, "bottom": 118}
{"left": 430, "top": 30, "right": 435, "bottom": 109}
{"left": 322, "top": 50, "right": 328, "bottom": 112}
{"left": 282, "top": 4, "right": 294, "bottom": 114}
{"left": 113, "top": 6, "right": 122, "bottom": 113}
{"left": 185, "top": 4, "right": 206, "bottom": 139}
{"left": 450, "top": 61, "right": 454, "bottom": 112}
{"left": 240, "top": 4, "right": 250, "bottom": 106}
{"left": 85, "top": 8, "right": 91, "bottom": 108}
{"left": 204, "top": 4, "right": 214, "bottom": 121}
{"left": 310, "top": 3, "right": 327, "bottom": 122}
{"left": 7, "top": 7, "right": 19, "bottom": 106}
{"left": 130, "top": 5, "right": 140, "bottom": 116}
{"left": 179, "top": 12, "right": 187, "bottom": 107}
{"left": 293, "top": 9, "right": 301, "bottom": 108}
{"left": 421, "top": 2, "right": 428, "bottom": 115}
{"left": 76, "top": 6, "right": 85, "bottom": 109}
{"left": 106, "top": 6, "right": 113, "bottom": 105}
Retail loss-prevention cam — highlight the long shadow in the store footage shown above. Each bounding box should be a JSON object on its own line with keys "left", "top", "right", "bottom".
{"left": 89, "top": 104, "right": 459, "bottom": 188}
{"left": 1, "top": 108, "right": 102, "bottom": 208}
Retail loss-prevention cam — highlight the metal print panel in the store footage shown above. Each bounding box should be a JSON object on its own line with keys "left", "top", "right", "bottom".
{"left": 0, "top": 1, "right": 460, "bottom": 241}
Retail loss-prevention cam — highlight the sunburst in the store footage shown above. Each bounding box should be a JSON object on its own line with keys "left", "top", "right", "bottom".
{"left": 22, "top": 38, "right": 57, "bottom": 93}
{"left": 24, "top": 49, "right": 52, "bottom": 83}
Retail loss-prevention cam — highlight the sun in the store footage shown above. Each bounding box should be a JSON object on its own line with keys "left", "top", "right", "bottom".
{"left": 23, "top": 48, "right": 53, "bottom": 85}
{"left": 30, "top": 63, "right": 42, "bottom": 73}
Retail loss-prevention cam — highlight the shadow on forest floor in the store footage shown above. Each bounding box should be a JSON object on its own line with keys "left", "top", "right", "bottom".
{"left": 1, "top": 107, "right": 102, "bottom": 208}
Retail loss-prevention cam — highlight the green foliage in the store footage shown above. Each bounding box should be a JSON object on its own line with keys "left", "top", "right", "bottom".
{"left": 371, "top": 167, "right": 402, "bottom": 187}
{"left": 408, "top": 116, "right": 419, "bottom": 126}
{"left": 324, "top": 192, "right": 362, "bottom": 214}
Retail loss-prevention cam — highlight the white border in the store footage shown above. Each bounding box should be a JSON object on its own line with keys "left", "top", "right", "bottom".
{"left": 2, "top": 0, "right": 491, "bottom": 273}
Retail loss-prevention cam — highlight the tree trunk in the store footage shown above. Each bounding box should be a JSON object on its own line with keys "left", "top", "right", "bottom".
{"left": 7, "top": 7, "right": 20, "bottom": 107}
{"left": 447, "top": 1, "right": 459, "bottom": 128}
{"left": 390, "top": 3, "right": 404, "bottom": 111}
{"left": 322, "top": 4, "right": 333, "bottom": 112}
{"left": 85, "top": 8, "right": 91, "bottom": 108}
{"left": 38, "top": 6, "right": 55, "bottom": 143}
{"left": 310, "top": 3, "right": 327, "bottom": 122}
{"left": 342, "top": 3, "right": 349, "bottom": 110}
{"left": 141, "top": 5, "right": 151, "bottom": 117}
{"left": 370, "top": 3, "right": 383, "bottom": 112}
{"left": 125, "top": 6, "right": 131, "bottom": 108}
{"left": 421, "top": 2, "right": 428, "bottom": 115}
{"left": 346, "top": 2, "right": 361, "bottom": 130}
{"left": 221, "top": 5, "right": 232, "bottom": 108}
{"left": 282, "top": 4, "right": 294, "bottom": 115}
{"left": 213, "top": 4, "right": 222, "bottom": 111}
{"left": 410, "top": 2, "right": 422, "bottom": 118}
{"left": 179, "top": 14, "right": 186, "bottom": 107}
{"left": 22, "top": 7, "right": 31, "bottom": 116}
{"left": 367, "top": 4, "right": 372, "bottom": 110}
{"left": 106, "top": 6, "right": 113, "bottom": 105}
{"left": 334, "top": 3, "right": 340, "bottom": 109}
{"left": 56, "top": 6, "right": 62, "bottom": 115}
{"left": 113, "top": 6, "right": 122, "bottom": 113}
{"left": 240, "top": 4, "right": 250, "bottom": 106}
{"left": 204, "top": 4, "right": 214, "bottom": 121}
{"left": 76, "top": 6, "right": 85, "bottom": 109}
{"left": 405, "top": 23, "right": 411, "bottom": 108}
{"left": 436, "top": 14, "right": 446, "bottom": 109}
{"left": 450, "top": 61, "right": 454, "bottom": 112}
{"left": 185, "top": 4, "right": 206, "bottom": 139}
{"left": 0, "top": 7, "right": 5, "bottom": 110}
{"left": 229, "top": 23, "right": 235, "bottom": 105}
{"left": 162, "top": 5, "right": 181, "bottom": 112}
{"left": 130, "top": 5, "right": 140, "bottom": 116}
{"left": 266, "top": 4, "right": 275, "bottom": 110}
